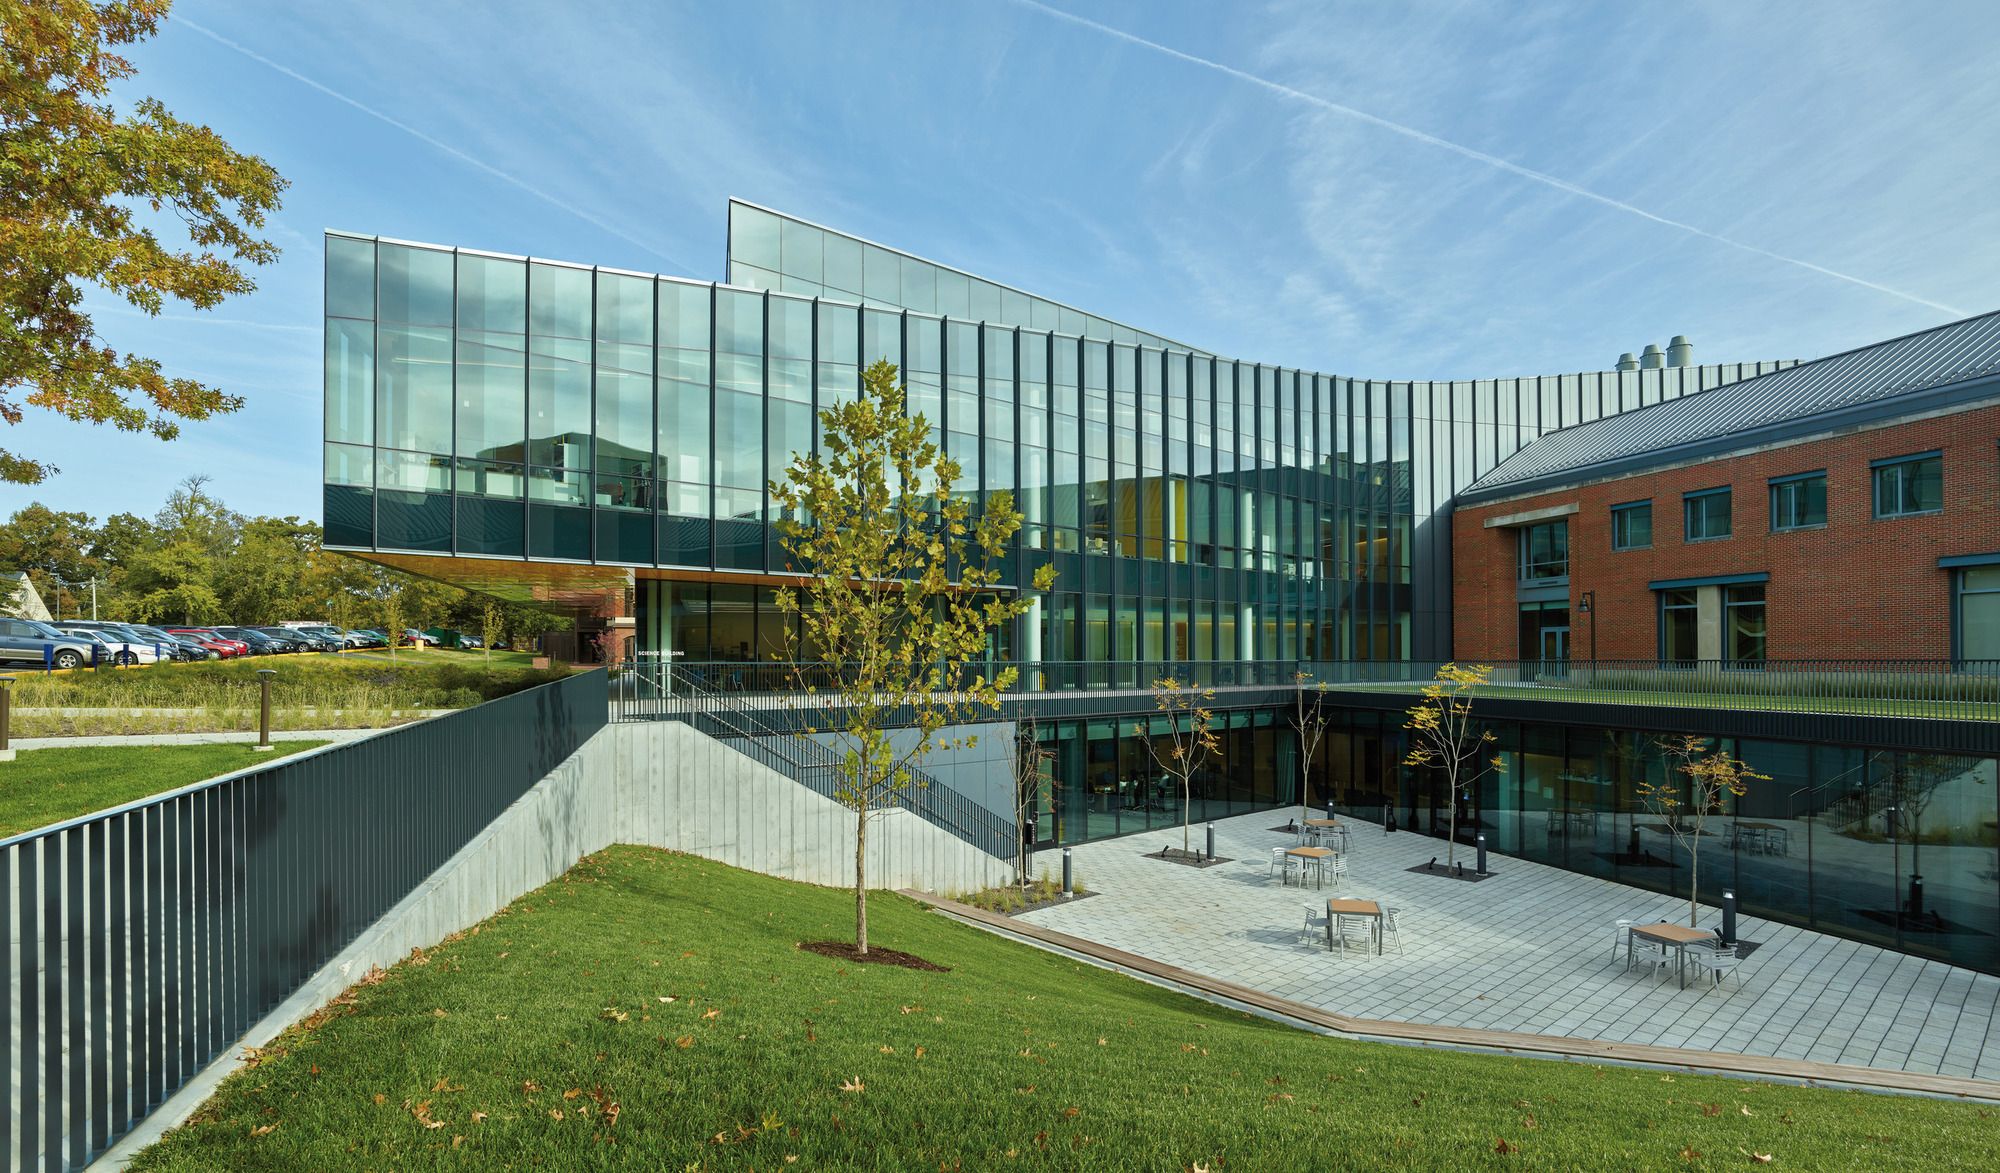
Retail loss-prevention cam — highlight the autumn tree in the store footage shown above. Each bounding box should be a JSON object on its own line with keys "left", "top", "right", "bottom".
{"left": 1, "top": 0, "right": 288, "bottom": 484}
{"left": 1403, "top": 663, "right": 1506, "bottom": 866}
{"left": 769, "top": 359, "right": 1054, "bottom": 955}
{"left": 1139, "top": 676, "right": 1222, "bottom": 858}
{"left": 481, "top": 600, "right": 502, "bottom": 660}
{"left": 1292, "top": 671, "right": 1330, "bottom": 826}
{"left": 1640, "top": 735, "right": 1769, "bottom": 928}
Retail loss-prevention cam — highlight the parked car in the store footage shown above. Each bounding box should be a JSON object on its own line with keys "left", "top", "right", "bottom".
{"left": 164, "top": 634, "right": 220, "bottom": 660}
{"left": 260, "top": 626, "right": 337, "bottom": 653}
{"left": 0, "top": 617, "right": 96, "bottom": 669}
{"left": 249, "top": 627, "right": 309, "bottom": 653}
{"left": 57, "top": 626, "right": 164, "bottom": 665}
{"left": 460, "top": 635, "right": 483, "bottom": 650}
{"left": 213, "top": 626, "right": 284, "bottom": 655}
{"left": 166, "top": 628, "right": 248, "bottom": 658}
{"left": 403, "top": 628, "right": 441, "bottom": 647}
{"left": 343, "top": 628, "right": 386, "bottom": 648}
{"left": 284, "top": 625, "right": 349, "bottom": 650}
{"left": 124, "top": 623, "right": 213, "bottom": 661}
{"left": 65, "top": 621, "right": 191, "bottom": 662}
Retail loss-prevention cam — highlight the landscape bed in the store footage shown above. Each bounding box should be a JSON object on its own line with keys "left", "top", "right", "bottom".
{"left": 132, "top": 846, "right": 2000, "bottom": 1171}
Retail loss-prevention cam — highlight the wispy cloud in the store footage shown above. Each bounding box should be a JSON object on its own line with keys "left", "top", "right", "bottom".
{"left": 174, "top": 15, "right": 689, "bottom": 271}
{"left": 1007, "top": 0, "right": 1966, "bottom": 316}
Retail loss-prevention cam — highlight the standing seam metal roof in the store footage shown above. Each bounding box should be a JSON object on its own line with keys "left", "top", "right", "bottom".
{"left": 1465, "top": 309, "right": 2000, "bottom": 499}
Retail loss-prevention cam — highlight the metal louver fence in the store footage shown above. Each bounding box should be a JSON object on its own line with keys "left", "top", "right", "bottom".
{"left": 1, "top": 668, "right": 607, "bottom": 1170}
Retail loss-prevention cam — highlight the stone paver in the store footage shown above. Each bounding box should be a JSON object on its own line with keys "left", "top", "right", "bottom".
{"left": 1019, "top": 810, "right": 2000, "bottom": 1080}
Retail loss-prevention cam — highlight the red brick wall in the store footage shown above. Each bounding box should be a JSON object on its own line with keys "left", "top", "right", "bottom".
{"left": 1452, "top": 403, "right": 2000, "bottom": 662}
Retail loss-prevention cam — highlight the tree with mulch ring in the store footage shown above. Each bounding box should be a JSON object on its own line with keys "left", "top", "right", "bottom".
{"left": 797, "top": 940, "right": 950, "bottom": 972}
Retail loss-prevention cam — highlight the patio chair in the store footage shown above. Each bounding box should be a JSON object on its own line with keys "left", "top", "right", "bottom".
{"left": 1300, "top": 904, "right": 1329, "bottom": 947}
{"left": 1382, "top": 906, "right": 1405, "bottom": 956}
{"left": 1268, "top": 847, "right": 1300, "bottom": 882}
{"left": 1612, "top": 918, "right": 1634, "bottom": 960}
{"left": 1688, "top": 943, "right": 1742, "bottom": 989}
{"left": 1329, "top": 909, "right": 1371, "bottom": 957}
{"left": 1324, "top": 855, "right": 1348, "bottom": 889}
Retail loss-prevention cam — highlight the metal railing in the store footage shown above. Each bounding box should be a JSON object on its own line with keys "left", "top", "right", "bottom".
{"left": 609, "top": 664, "right": 1017, "bottom": 860}
{"left": 1302, "top": 659, "right": 2000, "bottom": 722}
{"left": 611, "top": 657, "right": 2000, "bottom": 721}
{"left": 0, "top": 668, "right": 607, "bottom": 1170}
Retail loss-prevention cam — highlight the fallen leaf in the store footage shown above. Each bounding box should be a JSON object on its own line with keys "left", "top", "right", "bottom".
{"left": 1064, "top": 1106, "right": 1082, "bottom": 1118}
{"left": 563, "top": 1088, "right": 583, "bottom": 1100}
{"left": 521, "top": 1080, "right": 540, "bottom": 1093}
{"left": 675, "top": 1035, "right": 695, "bottom": 1049}
{"left": 1700, "top": 1103, "right": 1723, "bottom": 1118}
{"left": 471, "top": 1111, "right": 488, "bottom": 1124}
{"left": 914, "top": 1046, "right": 926, "bottom": 1059}
{"left": 601, "top": 1007, "right": 630, "bottom": 1024}
{"left": 840, "top": 1076, "right": 865, "bottom": 1093}
{"left": 250, "top": 1123, "right": 277, "bottom": 1137}
{"left": 1679, "top": 1146, "right": 1701, "bottom": 1163}
{"left": 431, "top": 1077, "right": 464, "bottom": 1093}
{"left": 703, "top": 1008, "right": 721, "bottom": 1020}
{"left": 1741, "top": 1105, "right": 1756, "bottom": 1116}
{"left": 659, "top": 996, "right": 675, "bottom": 1003}
{"left": 880, "top": 1046, "right": 895, "bottom": 1054}
{"left": 1015, "top": 1085, "right": 1036, "bottom": 1095}
{"left": 1097, "top": 1038, "right": 1107, "bottom": 1046}
{"left": 1494, "top": 1138, "right": 1518, "bottom": 1155}
{"left": 432, "top": 1008, "right": 448, "bottom": 1018}
{"left": 1522, "top": 1113, "right": 1538, "bottom": 1130}
{"left": 550, "top": 1108, "right": 564, "bottom": 1120}
{"left": 451, "top": 1135, "right": 464, "bottom": 1149}
{"left": 372, "top": 1093, "right": 386, "bottom": 1106}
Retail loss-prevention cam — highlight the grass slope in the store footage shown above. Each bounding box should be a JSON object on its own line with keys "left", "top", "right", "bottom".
{"left": 135, "top": 847, "right": 1998, "bottom": 1171}
{"left": 0, "top": 741, "right": 327, "bottom": 839}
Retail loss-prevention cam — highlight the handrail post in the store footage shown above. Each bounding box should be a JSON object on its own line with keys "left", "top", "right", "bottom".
{"left": 254, "top": 669, "right": 276, "bottom": 751}
{"left": 0, "top": 673, "right": 13, "bottom": 761}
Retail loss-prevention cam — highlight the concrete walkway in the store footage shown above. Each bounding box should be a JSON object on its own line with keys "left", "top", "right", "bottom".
{"left": 7, "top": 728, "right": 390, "bottom": 751}
{"left": 1019, "top": 810, "right": 2000, "bottom": 1080}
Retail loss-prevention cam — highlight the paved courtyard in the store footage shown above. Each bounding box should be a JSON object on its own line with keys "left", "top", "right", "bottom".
{"left": 1018, "top": 809, "right": 2000, "bottom": 1080}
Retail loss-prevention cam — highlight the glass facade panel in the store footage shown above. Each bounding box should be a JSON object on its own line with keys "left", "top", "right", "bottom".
{"left": 377, "top": 243, "right": 453, "bottom": 326}
{"left": 376, "top": 325, "right": 452, "bottom": 454}
{"left": 326, "top": 235, "right": 375, "bottom": 319}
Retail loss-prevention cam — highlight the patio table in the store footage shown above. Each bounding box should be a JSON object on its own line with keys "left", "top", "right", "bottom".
{"left": 1286, "top": 845, "right": 1333, "bottom": 888}
{"left": 1627, "top": 922, "right": 1714, "bottom": 989}
{"left": 1325, "top": 897, "right": 1383, "bottom": 955}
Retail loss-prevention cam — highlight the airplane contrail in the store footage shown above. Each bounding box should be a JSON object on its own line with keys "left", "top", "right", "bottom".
{"left": 1009, "top": 0, "right": 1965, "bottom": 317}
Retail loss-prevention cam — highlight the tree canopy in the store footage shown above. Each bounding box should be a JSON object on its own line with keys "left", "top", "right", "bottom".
{"left": 1, "top": 0, "right": 288, "bottom": 483}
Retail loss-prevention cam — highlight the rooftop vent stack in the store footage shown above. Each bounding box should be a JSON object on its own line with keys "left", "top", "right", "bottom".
{"left": 1639, "top": 343, "right": 1665, "bottom": 370}
{"left": 1615, "top": 352, "right": 1638, "bottom": 372}
{"left": 1666, "top": 335, "right": 1693, "bottom": 367}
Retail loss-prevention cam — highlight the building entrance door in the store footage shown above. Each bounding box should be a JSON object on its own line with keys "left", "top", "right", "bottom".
{"left": 1539, "top": 626, "right": 1570, "bottom": 674}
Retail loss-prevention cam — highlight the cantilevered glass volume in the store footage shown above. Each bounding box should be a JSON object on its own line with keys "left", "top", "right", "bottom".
{"left": 323, "top": 204, "right": 1790, "bottom": 670}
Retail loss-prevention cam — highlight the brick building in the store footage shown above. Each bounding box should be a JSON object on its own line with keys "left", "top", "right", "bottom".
{"left": 1453, "top": 315, "right": 2000, "bottom": 666}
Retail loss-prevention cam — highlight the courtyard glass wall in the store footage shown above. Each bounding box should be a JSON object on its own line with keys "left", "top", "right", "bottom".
{"left": 1304, "top": 707, "right": 2000, "bottom": 976}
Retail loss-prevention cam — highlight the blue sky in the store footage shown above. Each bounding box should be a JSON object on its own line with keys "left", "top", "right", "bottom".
{"left": 17, "top": 0, "right": 2000, "bottom": 520}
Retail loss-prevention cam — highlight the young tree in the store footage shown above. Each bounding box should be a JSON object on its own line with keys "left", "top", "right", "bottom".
{"left": 1292, "top": 671, "right": 1331, "bottom": 826}
{"left": 769, "top": 359, "right": 1054, "bottom": 955}
{"left": 1640, "top": 735, "right": 1769, "bottom": 928}
{"left": 1139, "top": 677, "right": 1223, "bottom": 858}
{"left": 1402, "top": 663, "right": 1506, "bottom": 866}
{"left": 1004, "top": 710, "right": 1054, "bottom": 887}
{"left": 481, "top": 599, "right": 503, "bottom": 661}
{"left": 381, "top": 582, "right": 407, "bottom": 661}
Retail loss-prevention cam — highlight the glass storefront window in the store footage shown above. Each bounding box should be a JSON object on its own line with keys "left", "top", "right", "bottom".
{"left": 1661, "top": 588, "right": 1698, "bottom": 663}
{"left": 1956, "top": 566, "right": 2000, "bottom": 661}
{"left": 1725, "top": 583, "right": 1766, "bottom": 664}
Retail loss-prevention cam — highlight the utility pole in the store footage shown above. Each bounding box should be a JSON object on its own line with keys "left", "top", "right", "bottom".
{"left": 87, "top": 577, "right": 100, "bottom": 621}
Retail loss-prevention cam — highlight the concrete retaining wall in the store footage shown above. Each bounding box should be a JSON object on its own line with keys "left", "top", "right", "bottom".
{"left": 102, "top": 717, "right": 1011, "bottom": 1165}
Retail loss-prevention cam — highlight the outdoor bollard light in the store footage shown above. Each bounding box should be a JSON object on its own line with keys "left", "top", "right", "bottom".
{"left": 1721, "top": 890, "right": 1737, "bottom": 946}
{"left": 0, "top": 674, "right": 13, "bottom": 762}
{"left": 255, "top": 669, "right": 277, "bottom": 751}
{"left": 1205, "top": 822, "right": 1216, "bottom": 862}
{"left": 1476, "top": 832, "right": 1488, "bottom": 875}
{"left": 1061, "top": 848, "right": 1073, "bottom": 897}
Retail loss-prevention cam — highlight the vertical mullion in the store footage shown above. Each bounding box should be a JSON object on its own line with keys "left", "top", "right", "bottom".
{"left": 1, "top": 842, "right": 11, "bottom": 1164}
{"left": 129, "top": 810, "right": 151, "bottom": 1120}
{"left": 65, "top": 824, "right": 85, "bottom": 1170}
{"left": 17, "top": 841, "right": 35, "bottom": 1173}
{"left": 109, "top": 814, "right": 128, "bottom": 1141}
{"left": 174, "top": 795, "right": 193, "bottom": 1092}
{"left": 88, "top": 818, "right": 110, "bottom": 1156}
{"left": 43, "top": 833, "right": 62, "bottom": 1172}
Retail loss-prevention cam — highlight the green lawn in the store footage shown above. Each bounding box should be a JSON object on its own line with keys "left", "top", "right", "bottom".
{"left": 134, "top": 847, "right": 1998, "bottom": 1171}
{"left": 0, "top": 741, "right": 327, "bottom": 839}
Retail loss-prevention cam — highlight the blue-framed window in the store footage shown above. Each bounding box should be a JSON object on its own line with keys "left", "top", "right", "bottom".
{"left": 1611, "top": 500, "right": 1652, "bottom": 551}
{"left": 1769, "top": 471, "right": 1826, "bottom": 532}
{"left": 1518, "top": 519, "right": 1568, "bottom": 581}
{"left": 1683, "top": 487, "right": 1731, "bottom": 542}
{"left": 1872, "top": 451, "right": 1942, "bottom": 518}
{"left": 1957, "top": 565, "right": 2000, "bottom": 662}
